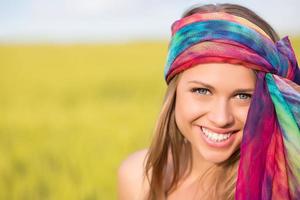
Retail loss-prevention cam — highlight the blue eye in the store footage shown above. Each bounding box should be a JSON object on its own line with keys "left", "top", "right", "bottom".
{"left": 237, "top": 93, "right": 252, "bottom": 100}
{"left": 191, "top": 88, "right": 210, "bottom": 95}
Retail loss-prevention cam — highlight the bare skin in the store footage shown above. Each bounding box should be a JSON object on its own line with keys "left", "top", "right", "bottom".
{"left": 117, "top": 148, "right": 214, "bottom": 200}
{"left": 117, "top": 149, "right": 149, "bottom": 200}
{"left": 118, "top": 63, "right": 256, "bottom": 199}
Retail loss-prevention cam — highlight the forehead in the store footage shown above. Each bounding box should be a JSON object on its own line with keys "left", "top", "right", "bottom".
{"left": 178, "top": 63, "right": 256, "bottom": 88}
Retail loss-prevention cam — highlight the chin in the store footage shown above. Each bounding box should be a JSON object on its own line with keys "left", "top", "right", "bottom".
{"left": 198, "top": 147, "right": 239, "bottom": 164}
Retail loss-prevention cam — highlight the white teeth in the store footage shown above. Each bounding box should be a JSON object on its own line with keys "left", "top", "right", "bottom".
{"left": 201, "top": 127, "right": 232, "bottom": 142}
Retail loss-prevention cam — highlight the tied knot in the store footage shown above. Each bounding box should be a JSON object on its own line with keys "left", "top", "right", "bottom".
{"left": 275, "top": 36, "right": 300, "bottom": 84}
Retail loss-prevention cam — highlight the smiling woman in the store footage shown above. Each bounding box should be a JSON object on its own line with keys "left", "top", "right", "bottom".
{"left": 117, "top": 3, "right": 300, "bottom": 200}
{"left": 175, "top": 63, "right": 256, "bottom": 164}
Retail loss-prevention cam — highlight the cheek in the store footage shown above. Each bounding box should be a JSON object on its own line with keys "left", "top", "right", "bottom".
{"left": 175, "top": 92, "right": 208, "bottom": 132}
{"left": 234, "top": 105, "right": 251, "bottom": 127}
{"left": 232, "top": 106, "right": 251, "bottom": 147}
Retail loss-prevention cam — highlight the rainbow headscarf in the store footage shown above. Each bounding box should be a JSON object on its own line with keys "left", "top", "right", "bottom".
{"left": 165, "top": 12, "right": 300, "bottom": 200}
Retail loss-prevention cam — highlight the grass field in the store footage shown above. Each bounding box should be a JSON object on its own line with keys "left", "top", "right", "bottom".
{"left": 0, "top": 37, "right": 299, "bottom": 200}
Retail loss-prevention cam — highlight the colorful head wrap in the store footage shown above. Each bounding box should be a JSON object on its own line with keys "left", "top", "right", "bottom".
{"left": 164, "top": 12, "right": 300, "bottom": 199}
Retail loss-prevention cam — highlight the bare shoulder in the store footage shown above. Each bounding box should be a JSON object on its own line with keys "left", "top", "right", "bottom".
{"left": 117, "top": 149, "right": 149, "bottom": 200}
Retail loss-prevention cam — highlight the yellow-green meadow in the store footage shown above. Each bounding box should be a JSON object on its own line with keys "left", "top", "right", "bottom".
{"left": 0, "top": 37, "right": 299, "bottom": 199}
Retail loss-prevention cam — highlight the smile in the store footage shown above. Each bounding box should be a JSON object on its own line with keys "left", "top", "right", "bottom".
{"left": 201, "top": 127, "right": 233, "bottom": 142}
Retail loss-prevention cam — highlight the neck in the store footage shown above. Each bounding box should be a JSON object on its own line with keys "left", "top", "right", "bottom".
{"left": 179, "top": 144, "right": 215, "bottom": 187}
{"left": 190, "top": 145, "right": 214, "bottom": 178}
{"left": 168, "top": 144, "right": 218, "bottom": 199}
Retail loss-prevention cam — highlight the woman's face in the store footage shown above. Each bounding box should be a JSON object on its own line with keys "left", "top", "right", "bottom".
{"left": 175, "top": 63, "right": 256, "bottom": 164}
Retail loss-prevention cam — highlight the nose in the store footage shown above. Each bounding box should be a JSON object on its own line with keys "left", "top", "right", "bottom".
{"left": 207, "top": 98, "right": 234, "bottom": 127}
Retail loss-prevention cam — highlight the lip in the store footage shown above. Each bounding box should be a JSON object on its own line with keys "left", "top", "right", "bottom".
{"left": 199, "top": 126, "right": 236, "bottom": 148}
{"left": 201, "top": 126, "right": 236, "bottom": 134}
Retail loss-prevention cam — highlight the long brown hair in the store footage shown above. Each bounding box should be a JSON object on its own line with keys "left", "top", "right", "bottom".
{"left": 145, "top": 3, "right": 279, "bottom": 200}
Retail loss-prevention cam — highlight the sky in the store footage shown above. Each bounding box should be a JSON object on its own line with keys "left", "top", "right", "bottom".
{"left": 0, "top": 0, "right": 299, "bottom": 43}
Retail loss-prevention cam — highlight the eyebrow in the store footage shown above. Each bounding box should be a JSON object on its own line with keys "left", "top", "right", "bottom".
{"left": 187, "top": 80, "right": 255, "bottom": 93}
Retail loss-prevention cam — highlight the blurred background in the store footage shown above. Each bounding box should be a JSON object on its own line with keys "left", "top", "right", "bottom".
{"left": 0, "top": 0, "right": 299, "bottom": 199}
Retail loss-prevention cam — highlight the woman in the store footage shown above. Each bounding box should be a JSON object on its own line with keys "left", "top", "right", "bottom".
{"left": 118, "top": 3, "right": 300, "bottom": 200}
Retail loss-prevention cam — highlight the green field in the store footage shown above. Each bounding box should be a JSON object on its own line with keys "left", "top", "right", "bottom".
{"left": 0, "top": 37, "right": 299, "bottom": 199}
